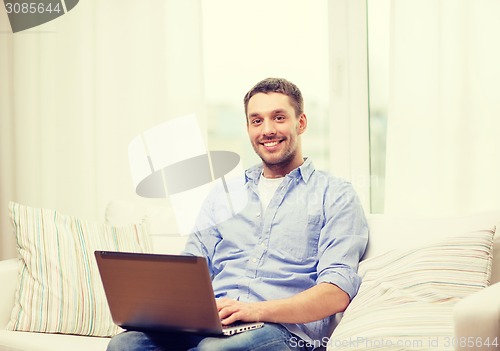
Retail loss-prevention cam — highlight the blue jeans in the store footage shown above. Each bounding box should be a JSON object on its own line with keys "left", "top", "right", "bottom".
{"left": 106, "top": 323, "right": 314, "bottom": 351}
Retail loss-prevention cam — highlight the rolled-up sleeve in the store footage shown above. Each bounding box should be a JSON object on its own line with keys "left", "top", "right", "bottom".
{"left": 316, "top": 181, "right": 369, "bottom": 300}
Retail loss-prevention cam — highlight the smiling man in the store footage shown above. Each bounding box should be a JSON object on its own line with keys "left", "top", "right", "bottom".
{"left": 246, "top": 89, "right": 306, "bottom": 178}
{"left": 106, "top": 78, "right": 368, "bottom": 351}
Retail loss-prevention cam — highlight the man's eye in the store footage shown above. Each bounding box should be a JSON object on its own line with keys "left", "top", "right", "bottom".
{"left": 275, "top": 115, "right": 285, "bottom": 121}
{"left": 251, "top": 119, "right": 262, "bottom": 125}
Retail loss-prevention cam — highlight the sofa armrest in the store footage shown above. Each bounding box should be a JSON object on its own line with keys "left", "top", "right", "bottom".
{"left": 453, "top": 282, "right": 500, "bottom": 350}
{"left": 0, "top": 258, "right": 18, "bottom": 328}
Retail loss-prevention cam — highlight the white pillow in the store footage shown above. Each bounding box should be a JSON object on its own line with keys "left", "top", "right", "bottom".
{"left": 8, "top": 202, "right": 152, "bottom": 336}
{"left": 105, "top": 200, "right": 188, "bottom": 254}
{"left": 328, "top": 228, "right": 495, "bottom": 351}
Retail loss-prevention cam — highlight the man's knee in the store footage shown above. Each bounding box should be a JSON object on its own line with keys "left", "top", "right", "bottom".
{"left": 196, "top": 324, "right": 291, "bottom": 351}
{"left": 106, "top": 331, "right": 149, "bottom": 351}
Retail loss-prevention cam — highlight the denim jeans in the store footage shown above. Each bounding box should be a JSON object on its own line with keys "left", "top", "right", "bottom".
{"left": 106, "top": 323, "right": 314, "bottom": 351}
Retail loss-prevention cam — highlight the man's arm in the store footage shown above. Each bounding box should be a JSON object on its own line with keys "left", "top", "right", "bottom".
{"left": 217, "top": 282, "right": 349, "bottom": 325}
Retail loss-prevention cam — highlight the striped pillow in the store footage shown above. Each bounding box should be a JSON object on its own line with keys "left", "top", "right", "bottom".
{"left": 329, "top": 229, "right": 495, "bottom": 351}
{"left": 7, "top": 202, "right": 152, "bottom": 336}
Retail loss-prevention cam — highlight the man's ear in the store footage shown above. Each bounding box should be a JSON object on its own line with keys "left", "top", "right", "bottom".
{"left": 297, "top": 113, "right": 307, "bottom": 135}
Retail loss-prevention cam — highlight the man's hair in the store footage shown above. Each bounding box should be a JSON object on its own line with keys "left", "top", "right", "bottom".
{"left": 243, "top": 77, "right": 304, "bottom": 117}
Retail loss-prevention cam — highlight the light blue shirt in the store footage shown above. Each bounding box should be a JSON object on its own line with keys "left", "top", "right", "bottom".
{"left": 183, "top": 158, "right": 368, "bottom": 344}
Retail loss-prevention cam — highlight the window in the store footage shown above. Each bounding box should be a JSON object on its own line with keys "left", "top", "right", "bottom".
{"left": 367, "top": 0, "right": 390, "bottom": 213}
{"left": 201, "top": 1, "right": 385, "bottom": 213}
{"left": 201, "top": 0, "right": 331, "bottom": 170}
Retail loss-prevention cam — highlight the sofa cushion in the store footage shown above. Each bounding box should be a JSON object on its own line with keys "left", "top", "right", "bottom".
{"left": 7, "top": 202, "right": 152, "bottom": 337}
{"left": 329, "top": 227, "right": 495, "bottom": 351}
{"left": 0, "top": 330, "right": 110, "bottom": 351}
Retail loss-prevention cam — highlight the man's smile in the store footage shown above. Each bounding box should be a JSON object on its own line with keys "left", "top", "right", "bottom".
{"left": 260, "top": 139, "right": 284, "bottom": 150}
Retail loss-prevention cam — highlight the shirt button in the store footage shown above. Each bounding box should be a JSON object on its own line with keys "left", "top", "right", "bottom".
{"left": 256, "top": 212, "right": 261, "bottom": 217}
{"left": 252, "top": 258, "right": 258, "bottom": 263}
{"left": 260, "top": 242, "right": 266, "bottom": 247}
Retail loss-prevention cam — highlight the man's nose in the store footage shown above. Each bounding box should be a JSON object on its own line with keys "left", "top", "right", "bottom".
{"left": 262, "top": 119, "right": 276, "bottom": 135}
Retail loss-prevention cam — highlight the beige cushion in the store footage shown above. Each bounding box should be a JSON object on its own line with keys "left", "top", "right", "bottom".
{"left": 329, "top": 228, "right": 495, "bottom": 351}
{"left": 7, "top": 202, "right": 152, "bottom": 337}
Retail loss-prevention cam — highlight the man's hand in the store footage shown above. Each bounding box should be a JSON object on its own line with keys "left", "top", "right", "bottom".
{"left": 216, "top": 283, "right": 350, "bottom": 326}
{"left": 216, "top": 298, "right": 264, "bottom": 325}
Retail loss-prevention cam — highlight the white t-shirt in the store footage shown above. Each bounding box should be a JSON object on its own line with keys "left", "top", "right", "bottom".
{"left": 258, "top": 173, "right": 284, "bottom": 211}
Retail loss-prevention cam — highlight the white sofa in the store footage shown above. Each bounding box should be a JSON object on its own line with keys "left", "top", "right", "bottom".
{"left": 1, "top": 202, "right": 499, "bottom": 351}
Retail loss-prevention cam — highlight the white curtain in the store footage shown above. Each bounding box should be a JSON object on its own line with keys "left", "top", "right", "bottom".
{"left": 0, "top": 0, "right": 205, "bottom": 260}
{"left": 384, "top": 0, "right": 500, "bottom": 215}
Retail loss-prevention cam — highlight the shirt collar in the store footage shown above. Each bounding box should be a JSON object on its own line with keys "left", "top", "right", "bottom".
{"left": 245, "top": 158, "right": 315, "bottom": 184}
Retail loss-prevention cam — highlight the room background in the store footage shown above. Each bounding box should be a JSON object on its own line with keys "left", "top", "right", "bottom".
{"left": 1, "top": 0, "right": 499, "bottom": 260}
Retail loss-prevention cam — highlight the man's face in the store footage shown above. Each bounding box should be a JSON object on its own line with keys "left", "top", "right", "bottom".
{"left": 246, "top": 92, "right": 307, "bottom": 173}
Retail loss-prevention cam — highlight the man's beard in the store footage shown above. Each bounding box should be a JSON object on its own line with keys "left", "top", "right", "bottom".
{"left": 253, "top": 137, "right": 297, "bottom": 169}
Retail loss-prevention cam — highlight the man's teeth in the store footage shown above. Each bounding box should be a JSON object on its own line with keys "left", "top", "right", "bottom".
{"left": 264, "top": 141, "right": 279, "bottom": 147}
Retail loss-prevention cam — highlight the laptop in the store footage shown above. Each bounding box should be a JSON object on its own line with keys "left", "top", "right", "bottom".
{"left": 94, "top": 251, "right": 264, "bottom": 336}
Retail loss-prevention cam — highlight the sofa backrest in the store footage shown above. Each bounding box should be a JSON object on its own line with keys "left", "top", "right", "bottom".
{"left": 0, "top": 259, "right": 18, "bottom": 328}
{"left": 106, "top": 201, "right": 500, "bottom": 284}
{"left": 364, "top": 211, "right": 500, "bottom": 284}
